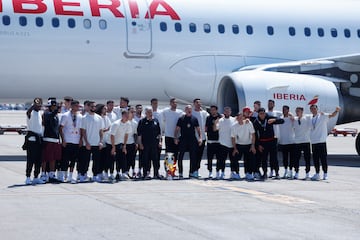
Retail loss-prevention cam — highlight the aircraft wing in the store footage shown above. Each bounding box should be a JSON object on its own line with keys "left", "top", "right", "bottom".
{"left": 239, "top": 53, "right": 360, "bottom": 77}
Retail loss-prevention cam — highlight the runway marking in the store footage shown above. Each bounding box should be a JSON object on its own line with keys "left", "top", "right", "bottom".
{"left": 188, "top": 180, "right": 315, "bottom": 205}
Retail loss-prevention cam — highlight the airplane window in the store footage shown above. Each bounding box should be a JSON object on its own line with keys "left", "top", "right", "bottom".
{"left": 19, "top": 16, "right": 27, "bottom": 27}
{"left": 36, "top": 17, "right": 43, "bottom": 27}
{"left": 189, "top": 23, "right": 196, "bottom": 33}
{"left": 267, "top": 26, "right": 274, "bottom": 35}
{"left": 357, "top": 29, "right": 360, "bottom": 38}
{"left": 218, "top": 24, "right": 225, "bottom": 34}
{"left": 318, "top": 28, "right": 324, "bottom": 37}
{"left": 304, "top": 27, "right": 311, "bottom": 37}
{"left": 83, "top": 19, "right": 91, "bottom": 29}
{"left": 160, "top": 22, "right": 167, "bottom": 32}
{"left": 344, "top": 29, "right": 351, "bottom": 38}
{"left": 232, "top": 24, "right": 239, "bottom": 34}
{"left": 52, "top": 18, "right": 60, "bottom": 28}
{"left": 68, "top": 18, "right": 76, "bottom": 29}
{"left": 204, "top": 24, "right": 211, "bottom": 33}
{"left": 331, "top": 28, "right": 337, "bottom": 37}
{"left": 289, "top": 27, "right": 296, "bottom": 36}
{"left": 175, "top": 22, "right": 182, "bottom": 32}
{"left": 246, "top": 25, "right": 253, "bottom": 35}
{"left": 99, "top": 20, "right": 107, "bottom": 30}
{"left": 2, "top": 15, "right": 10, "bottom": 26}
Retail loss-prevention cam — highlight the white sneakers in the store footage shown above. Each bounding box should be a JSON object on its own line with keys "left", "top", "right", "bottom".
{"left": 246, "top": 173, "right": 254, "bottom": 181}
{"left": 311, "top": 173, "right": 320, "bottom": 181}
{"left": 25, "top": 177, "right": 45, "bottom": 185}
{"left": 293, "top": 172, "right": 299, "bottom": 180}
{"left": 283, "top": 169, "right": 288, "bottom": 179}
{"left": 230, "top": 171, "right": 240, "bottom": 180}
{"left": 323, "top": 173, "right": 328, "bottom": 180}
{"left": 215, "top": 171, "right": 220, "bottom": 179}
{"left": 32, "top": 178, "right": 45, "bottom": 184}
{"left": 25, "top": 177, "right": 32, "bottom": 185}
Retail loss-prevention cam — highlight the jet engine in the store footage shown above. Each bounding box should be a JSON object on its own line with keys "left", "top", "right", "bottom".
{"left": 217, "top": 70, "right": 360, "bottom": 128}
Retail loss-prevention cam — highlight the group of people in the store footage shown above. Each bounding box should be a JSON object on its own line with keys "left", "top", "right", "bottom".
{"left": 24, "top": 95, "right": 340, "bottom": 185}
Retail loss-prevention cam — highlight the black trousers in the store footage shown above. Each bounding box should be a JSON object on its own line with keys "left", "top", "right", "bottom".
{"left": 26, "top": 141, "right": 42, "bottom": 178}
{"left": 115, "top": 144, "right": 127, "bottom": 173}
{"left": 178, "top": 139, "right": 198, "bottom": 174}
{"left": 165, "top": 137, "right": 179, "bottom": 160}
{"left": 218, "top": 145, "right": 234, "bottom": 172}
{"left": 142, "top": 145, "right": 160, "bottom": 176}
{"left": 235, "top": 144, "right": 256, "bottom": 174}
{"left": 279, "top": 144, "right": 295, "bottom": 170}
{"left": 61, "top": 143, "right": 79, "bottom": 171}
{"left": 79, "top": 146, "right": 100, "bottom": 176}
{"left": 259, "top": 140, "right": 279, "bottom": 174}
{"left": 294, "top": 142, "right": 311, "bottom": 173}
{"left": 207, "top": 142, "right": 220, "bottom": 171}
{"left": 105, "top": 144, "right": 115, "bottom": 174}
{"left": 312, "top": 142, "right": 328, "bottom": 173}
{"left": 196, "top": 140, "right": 206, "bottom": 171}
{"left": 126, "top": 143, "right": 137, "bottom": 172}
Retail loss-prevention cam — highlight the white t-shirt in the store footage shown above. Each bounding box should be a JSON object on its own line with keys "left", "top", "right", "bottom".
{"left": 109, "top": 119, "right": 132, "bottom": 145}
{"left": 217, "top": 117, "right": 236, "bottom": 148}
{"left": 152, "top": 109, "right": 162, "bottom": 121}
{"left": 267, "top": 110, "right": 282, "bottom": 138}
{"left": 161, "top": 108, "right": 183, "bottom": 138}
{"left": 27, "top": 110, "right": 43, "bottom": 141}
{"left": 310, "top": 113, "right": 330, "bottom": 144}
{"left": 60, "top": 111, "right": 82, "bottom": 144}
{"left": 81, "top": 113, "right": 104, "bottom": 146}
{"left": 293, "top": 115, "right": 312, "bottom": 144}
{"left": 278, "top": 117, "right": 295, "bottom": 145}
{"left": 101, "top": 116, "right": 112, "bottom": 144}
{"left": 127, "top": 119, "right": 138, "bottom": 144}
{"left": 113, "top": 106, "right": 128, "bottom": 120}
{"left": 106, "top": 111, "right": 118, "bottom": 123}
{"left": 231, "top": 121, "right": 255, "bottom": 145}
{"left": 192, "top": 109, "right": 209, "bottom": 140}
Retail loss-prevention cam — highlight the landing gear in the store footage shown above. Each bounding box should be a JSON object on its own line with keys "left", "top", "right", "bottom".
{"left": 356, "top": 133, "right": 360, "bottom": 156}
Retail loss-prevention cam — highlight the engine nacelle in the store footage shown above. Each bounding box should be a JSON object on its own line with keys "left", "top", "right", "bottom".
{"left": 218, "top": 71, "right": 348, "bottom": 129}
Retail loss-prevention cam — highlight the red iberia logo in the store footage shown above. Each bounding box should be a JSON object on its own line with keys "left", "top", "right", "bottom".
{"left": 307, "top": 95, "right": 319, "bottom": 105}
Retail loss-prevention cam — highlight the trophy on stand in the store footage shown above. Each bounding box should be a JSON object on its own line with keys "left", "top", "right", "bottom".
{"left": 164, "top": 152, "right": 177, "bottom": 180}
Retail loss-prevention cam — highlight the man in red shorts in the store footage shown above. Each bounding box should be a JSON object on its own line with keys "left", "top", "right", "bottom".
{"left": 40, "top": 99, "right": 62, "bottom": 183}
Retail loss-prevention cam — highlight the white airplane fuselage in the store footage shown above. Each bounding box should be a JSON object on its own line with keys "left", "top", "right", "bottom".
{"left": 1, "top": 0, "right": 360, "bottom": 115}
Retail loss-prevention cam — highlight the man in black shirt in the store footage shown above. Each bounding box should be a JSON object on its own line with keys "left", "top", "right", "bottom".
{"left": 174, "top": 105, "right": 202, "bottom": 178}
{"left": 253, "top": 108, "right": 284, "bottom": 179}
{"left": 137, "top": 107, "right": 162, "bottom": 179}
{"left": 205, "top": 105, "right": 221, "bottom": 178}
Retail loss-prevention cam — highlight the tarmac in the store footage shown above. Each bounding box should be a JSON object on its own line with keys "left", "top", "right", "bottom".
{"left": 0, "top": 111, "right": 359, "bottom": 240}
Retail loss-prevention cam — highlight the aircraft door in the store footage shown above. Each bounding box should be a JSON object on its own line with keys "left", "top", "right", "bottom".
{"left": 124, "top": 0, "right": 152, "bottom": 56}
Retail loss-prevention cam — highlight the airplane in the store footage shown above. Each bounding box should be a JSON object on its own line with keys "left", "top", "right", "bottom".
{"left": 0, "top": 0, "right": 360, "bottom": 155}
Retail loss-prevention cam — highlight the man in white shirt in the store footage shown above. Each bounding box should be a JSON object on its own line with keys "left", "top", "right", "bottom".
{"left": 292, "top": 107, "right": 312, "bottom": 179}
{"left": 161, "top": 98, "right": 183, "bottom": 163}
{"left": 231, "top": 111, "right": 256, "bottom": 180}
{"left": 309, "top": 104, "right": 340, "bottom": 181}
{"left": 106, "top": 100, "right": 118, "bottom": 123}
{"left": 59, "top": 100, "right": 82, "bottom": 183}
{"left": 24, "top": 98, "right": 45, "bottom": 185}
{"left": 278, "top": 105, "right": 295, "bottom": 179}
{"left": 192, "top": 98, "right": 209, "bottom": 175}
{"left": 113, "top": 97, "right": 130, "bottom": 119}
{"left": 214, "top": 107, "right": 235, "bottom": 179}
{"left": 110, "top": 110, "right": 131, "bottom": 180}
{"left": 79, "top": 101, "right": 104, "bottom": 182}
